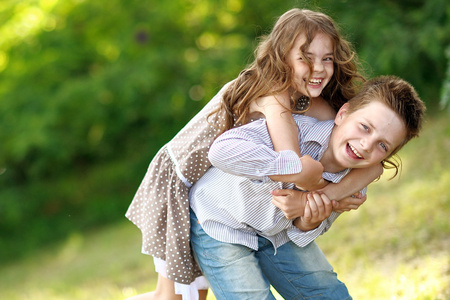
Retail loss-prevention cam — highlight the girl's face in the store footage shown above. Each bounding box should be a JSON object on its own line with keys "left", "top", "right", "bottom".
{"left": 326, "top": 101, "right": 406, "bottom": 172}
{"left": 288, "top": 32, "right": 334, "bottom": 98}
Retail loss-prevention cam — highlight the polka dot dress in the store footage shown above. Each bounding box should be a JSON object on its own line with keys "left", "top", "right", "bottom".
{"left": 126, "top": 83, "right": 229, "bottom": 284}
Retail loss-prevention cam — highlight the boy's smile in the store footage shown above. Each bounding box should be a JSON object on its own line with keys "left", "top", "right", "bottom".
{"left": 321, "top": 101, "right": 407, "bottom": 173}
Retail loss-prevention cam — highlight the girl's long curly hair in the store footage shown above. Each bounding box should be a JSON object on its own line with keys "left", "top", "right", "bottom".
{"left": 213, "top": 8, "right": 366, "bottom": 132}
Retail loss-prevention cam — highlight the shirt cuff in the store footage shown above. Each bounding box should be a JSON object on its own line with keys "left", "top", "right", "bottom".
{"left": 286, "top": 212, "right": 341, "bottom": 247}
{"left": 265, "top": 150, "right": 302, "bottom": 176}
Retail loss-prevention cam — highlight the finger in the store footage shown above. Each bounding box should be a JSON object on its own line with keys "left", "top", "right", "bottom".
{"left": 352, "top": 191, "right": 362, "bottom": 198}
{"left": 271, "top": 194, "right": 287, "bottom": 206}
{"left": 303, "top": 200, "right": 312, "bottom": 221}
{"left": 272, "top": 198, "right": 290, "bottom": 212}
{"left": 322, "top": 194, "right": 333, "bottom": 216}
{"left": 339, "top": 196, "right": 365, "bottom": 207}
{"left": 285, "top": 212, "right": 296, "bottom": 220}
{"left": 331, "top": 200, "right": 339, "bottom": 209}
{"left": 307, "top": 193, "right": 319, "bottom": 217}
{"left": 345, "top": 204, "right": 361, "bottom": 210}
{"left": 349, "top": 197, "right": 366, "bottom": 206}
{"left": 272, "top": 197, "right": 282, "bottom": 208}
{"left": 271, "top": 189, "right": 292, "bottom": 196}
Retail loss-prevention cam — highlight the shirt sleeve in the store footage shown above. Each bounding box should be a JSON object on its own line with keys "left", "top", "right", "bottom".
{"left": 286, "top": 212, "right": 341, "bottom": 247}
{"left": 208, "top": 120, "right": 302, "bottom": 181}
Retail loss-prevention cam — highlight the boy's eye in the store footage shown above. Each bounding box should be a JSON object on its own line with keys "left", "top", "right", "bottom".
{"left": 361, "top": 124, "right": 369, "bottom": 131}
{"left": 379, "top": 142, "right": 388, "bottom": 152}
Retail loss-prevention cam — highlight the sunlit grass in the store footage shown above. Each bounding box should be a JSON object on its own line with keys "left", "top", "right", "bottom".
{"left": 0, "top": 222, "right": 156, "bottom": 300}
{"left": 1, "top": 115, "right": 449, "bottom": 300}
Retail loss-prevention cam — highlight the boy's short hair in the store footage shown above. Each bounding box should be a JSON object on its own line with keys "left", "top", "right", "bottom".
{"left": 347, "top": 75, "right": 426, "bottom": 155}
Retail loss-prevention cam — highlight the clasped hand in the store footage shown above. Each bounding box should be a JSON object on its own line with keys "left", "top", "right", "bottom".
{"left": 271, "top": 189, "right": 367, "bottom": 220}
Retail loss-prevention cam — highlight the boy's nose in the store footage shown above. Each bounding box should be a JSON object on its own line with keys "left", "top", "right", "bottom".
{"left": 360, "top": 138, "right": 373, "bottom": 153}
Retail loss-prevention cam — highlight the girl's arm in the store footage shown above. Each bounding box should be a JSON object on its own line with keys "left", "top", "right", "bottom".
{"left": 318, "top": 164, "right": 383, "bottom": 201}
{"left": 251, "top": 93, "right": 325, "bottom": 191}
{"left": 257, "top": 94, "right": 301, "bottom": 156}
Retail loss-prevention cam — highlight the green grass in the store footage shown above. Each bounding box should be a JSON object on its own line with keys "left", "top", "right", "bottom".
{"left": 1, "top": 114, "right": 449, "bottom": 300}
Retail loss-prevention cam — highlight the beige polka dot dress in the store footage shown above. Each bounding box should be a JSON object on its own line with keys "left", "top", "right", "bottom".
{"left": 125, "top": 83, "right": 229, "bottom": 284}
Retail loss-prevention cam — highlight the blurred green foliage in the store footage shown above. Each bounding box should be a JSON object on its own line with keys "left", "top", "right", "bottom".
{"left": 0, "top": 0, "right": 449, "bottom": 262}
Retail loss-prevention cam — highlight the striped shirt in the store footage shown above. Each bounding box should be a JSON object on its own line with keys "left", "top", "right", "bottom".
{"left": 189, "top": 114, "right": 364, "bottom": 251}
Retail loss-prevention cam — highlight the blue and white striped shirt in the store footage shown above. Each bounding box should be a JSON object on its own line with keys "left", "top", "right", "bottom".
{"left": 189, "top": 114, "right": 362, "bottom": 251}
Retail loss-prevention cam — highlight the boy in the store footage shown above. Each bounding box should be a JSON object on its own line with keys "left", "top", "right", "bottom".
{"left": 189, "top": 76, "right": 425, "bottom": 299}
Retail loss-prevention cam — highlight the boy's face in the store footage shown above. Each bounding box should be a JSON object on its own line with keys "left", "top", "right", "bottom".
{"left": 288, "top": 32, "right": 334, "bottom": 98}
{"left": 327, "top": 101, "right": 406, "bottom": 171}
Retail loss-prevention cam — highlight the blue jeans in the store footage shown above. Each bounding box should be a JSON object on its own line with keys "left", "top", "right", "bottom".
{"left": 190, "top": 210, "right": 351, "bottom": 300}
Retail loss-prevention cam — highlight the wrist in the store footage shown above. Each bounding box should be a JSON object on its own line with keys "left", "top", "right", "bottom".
{"left": 318, "top": 183, "right": 339, "bottom": 201}
{"left": 294, "top": 217, "right": 321, "bottom": 231}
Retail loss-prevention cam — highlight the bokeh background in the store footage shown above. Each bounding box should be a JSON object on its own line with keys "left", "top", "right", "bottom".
{"left": 0, "top": 0, "right": 449, "bottom": 299}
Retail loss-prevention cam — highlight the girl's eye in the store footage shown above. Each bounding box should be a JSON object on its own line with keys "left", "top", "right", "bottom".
{"left": 299, "top": 55, "right": 312, "bottom": 61}
{"left": 324, "top": 57, "right": 334, "bottom": 62}
{"left": 361, "top": 124, "right": 369, "bottom": 131}
{"left": 379, "top": 142, "right": 388, "bottom": 152}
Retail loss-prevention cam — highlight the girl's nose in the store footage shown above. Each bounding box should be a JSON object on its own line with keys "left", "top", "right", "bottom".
{"left": 313, "top": 59, "right": 324, "bottom": 72}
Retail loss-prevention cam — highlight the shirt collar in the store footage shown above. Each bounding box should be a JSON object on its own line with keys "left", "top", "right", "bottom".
{"left": 302, "top": 118, "right": 352, "bottom": 184}
{"left": 303, "top": 119, "right": 335, "bottom": 144}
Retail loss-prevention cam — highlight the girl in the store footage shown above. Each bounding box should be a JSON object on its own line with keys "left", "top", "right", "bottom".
{"left": 126, "top": 8, "right": 381, "bottom": 300}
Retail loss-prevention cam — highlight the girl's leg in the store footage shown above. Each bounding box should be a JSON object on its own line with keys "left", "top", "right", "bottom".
{"left": 257, "top": 239, "right": 352, "bottom": 300}
{"left": 126, "top": 272, "right": 208, "bottom": 300}
{"left": 190, "top": 209, "right": 276, "bottom": 300}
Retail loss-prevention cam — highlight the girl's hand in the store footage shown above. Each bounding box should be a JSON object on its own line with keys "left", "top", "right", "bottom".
{"left": 333, "top": 192, "right": 367, "bottom": 213}
{"left": 295, "top": 155, "right": 326, "bottom": 191}
{"left": 293, "top": 192, "right": 333, "bottom": 231}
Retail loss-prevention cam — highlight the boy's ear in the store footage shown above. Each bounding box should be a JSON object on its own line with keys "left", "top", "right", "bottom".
{"left": 335, "top": 103, "right": 349, "bottom": 125}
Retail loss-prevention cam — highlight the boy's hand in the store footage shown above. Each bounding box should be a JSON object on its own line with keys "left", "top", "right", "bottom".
{"left": 333, "top": 192, "right": 367, "bottom": 213}
{"left": 271, "top": 189, "right": 308, "bottom": 219}
{"left": 295, "top": 155, "right": 326, "bottom": 191}
{"left": 293, "top": 192, "right": 333, "bottom": 231}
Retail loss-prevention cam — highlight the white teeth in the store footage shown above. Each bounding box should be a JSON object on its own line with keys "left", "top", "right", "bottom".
{"left": 309, "top": 78, "right": 322, "bottom": 85}
{"left": 349, "top": 144, "right": 362, "bottom": 158}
